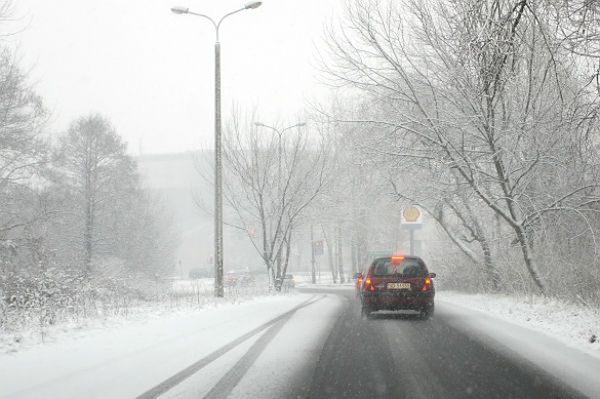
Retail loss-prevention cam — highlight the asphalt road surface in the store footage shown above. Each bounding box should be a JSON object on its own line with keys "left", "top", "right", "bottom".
{"left": 299, "top": 287, "right": 587, "bottom": 399}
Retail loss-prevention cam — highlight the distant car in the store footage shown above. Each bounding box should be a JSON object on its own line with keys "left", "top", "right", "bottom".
{"left": 224, "top": 270, "right": 254, "bottom": 287}
{"left": 188, "top": 268, "right": 204, "bottom": 279}
{"left": 282, "top": 274, "right": 295, "bottom": 289}
{"left": 354, "top": 272, "right": 364, "bottom": 297}
{"left": 360, "top": 255, "right": 436, "bottom": 319}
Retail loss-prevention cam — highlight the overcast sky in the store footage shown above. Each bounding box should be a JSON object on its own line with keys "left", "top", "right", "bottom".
{"left": 10, "top": 0, "right": 341, "bottom": 154}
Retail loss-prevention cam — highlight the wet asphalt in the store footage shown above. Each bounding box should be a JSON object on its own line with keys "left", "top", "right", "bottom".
{"left": 299, "top": 287, "right": 587, "bottom": 399}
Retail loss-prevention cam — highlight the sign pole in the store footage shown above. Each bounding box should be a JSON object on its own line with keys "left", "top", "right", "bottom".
{"left": 401, "top": 206, "right": 423, "bottom": 256}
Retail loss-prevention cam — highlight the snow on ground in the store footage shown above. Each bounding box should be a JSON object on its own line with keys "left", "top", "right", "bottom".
{"left": 4, "top": 282, "right": 599, "bottom": 399}
{"left": 161, "top": 294, "right": 344, "bottom": 399}
{"left": 297, "top": 283, "right": 355, "bottom": 290}
{"left": 171, "top": 278, "right": 213, "bottom": 294}
{"left": 0, "top": 293, "right": 316, "bottom": 399}
{"left": 438, "top": 291, "right": 600, "bottom": 356}
{"left": 0, "top": 278, "right": 271, "bottom": 355}
{"left": 437, "top": 292, "right": 600, "bottom": 399}
{"left": 294, "top": 273, "right": 355, "bottom": 289}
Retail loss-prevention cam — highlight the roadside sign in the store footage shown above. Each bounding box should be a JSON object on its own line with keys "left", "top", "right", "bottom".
{"left": 401, "top": 206, "right": 423, "bottom": 225}
{"left": 400, "top": 206, "right": 423, "bottom": 255}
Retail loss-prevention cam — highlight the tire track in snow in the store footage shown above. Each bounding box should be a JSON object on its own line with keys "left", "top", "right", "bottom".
{"left": 136, "top": 295, "right": 324, "bottom": 399}
{"left": 203, "top": 311, "right": 292, "bottom": 399}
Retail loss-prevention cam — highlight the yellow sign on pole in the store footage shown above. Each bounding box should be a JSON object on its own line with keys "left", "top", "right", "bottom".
{"left": 401, "top": 206, "right": 423, "bottom": 224}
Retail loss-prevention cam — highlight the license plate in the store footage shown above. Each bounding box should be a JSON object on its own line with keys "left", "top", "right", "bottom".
{"left": 387, "top": 282, "right": 410, "bottom": 289}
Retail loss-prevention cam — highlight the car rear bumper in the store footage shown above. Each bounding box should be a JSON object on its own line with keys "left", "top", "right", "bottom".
{"left": 362, "top": 291, "right": 434, "bottom": 311}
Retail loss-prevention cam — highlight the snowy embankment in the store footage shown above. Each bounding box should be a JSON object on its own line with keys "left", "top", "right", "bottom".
{"left": 0, "top": 293, "right": 328, "bottom": 399}
{"left": 438, "top": 291, "right": 599, "bottom": 355}
{"left": 437, "top": 291, "right": 600, "bottom": 399}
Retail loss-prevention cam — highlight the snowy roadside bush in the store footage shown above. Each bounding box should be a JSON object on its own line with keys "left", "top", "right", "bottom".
{"left": 0, "top": 263, "right": 170, "bottom": 339}
{"left": 1, "top": 262, "right": 276, "bottom": 348}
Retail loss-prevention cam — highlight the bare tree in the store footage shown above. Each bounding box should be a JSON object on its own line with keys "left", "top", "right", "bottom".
{"left": 322, "top": 0, "right": 600, "bottom": 294}
{"left": 218, "top": 111, "right": 329, "bottom": 290}
{"left": 0, "top": 26, "right": 49, "bottom": 280}
{"left": 58, "top": 115, "right": 130, "bottom": 276}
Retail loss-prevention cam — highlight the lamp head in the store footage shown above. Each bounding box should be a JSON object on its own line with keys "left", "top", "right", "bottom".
{"left": 245, "top": 2, "right": 262, "bottom": 9}
{"left": 171, "top": 6, "right": 189, "bottom": 14}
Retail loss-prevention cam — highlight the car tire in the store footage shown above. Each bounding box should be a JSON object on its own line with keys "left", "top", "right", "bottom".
{"left": 419, "top": 304, "right": 434, "bottom": 320}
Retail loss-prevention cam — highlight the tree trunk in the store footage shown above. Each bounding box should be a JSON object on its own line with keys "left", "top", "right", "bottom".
{"left": 84, "top": 174, "right": 93, "bottom": 277}
{"left": 515, "top": 225, "right": 545, "bottom": 294}
{"left": 322, "top": 224, "right": 337, "bottom": 283}
{"left": 277, "top": 228, "right": 293, "bottom": 292}
{"left": 351, "top": 232, "right": 358, "bottom": 276}
{"left": 480, "top": 235, "right": 499, "bottom": 292}
{"left": 336, "top": 222, "right": 345, "bottom": 283}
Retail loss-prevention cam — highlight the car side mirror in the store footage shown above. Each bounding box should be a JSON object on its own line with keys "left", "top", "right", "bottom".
{"left": 428, "top": 273, "right": 437, "bottom": 278}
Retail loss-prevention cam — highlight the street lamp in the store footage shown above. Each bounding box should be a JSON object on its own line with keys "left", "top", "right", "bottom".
{"left": 254, "top": 122, "right": 307, "bottom": 139}
{"left": 254, "top": 121, "right": 306, "bottom": 286}
{"left": 171, "top": 2, "right": 262, "bottom": 298}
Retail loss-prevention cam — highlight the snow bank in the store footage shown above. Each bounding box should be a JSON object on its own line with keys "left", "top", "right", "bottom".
{"left": 437, "top": 295, "right": 600, "bottom": 399}
{"left": 438, "top": 291, "right": 600, "bottom": 357}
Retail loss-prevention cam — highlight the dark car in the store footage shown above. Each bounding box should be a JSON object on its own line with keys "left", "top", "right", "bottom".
{"left": 360, "top": 255, "right": 436, "bottom": 319}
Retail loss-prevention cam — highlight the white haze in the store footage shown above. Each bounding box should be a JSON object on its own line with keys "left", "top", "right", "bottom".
{"left": 11, "top": 0, "right": 339, "bottom": 154}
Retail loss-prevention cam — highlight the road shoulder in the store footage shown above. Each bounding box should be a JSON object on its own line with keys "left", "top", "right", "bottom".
{"left": 437, "top": 298, "right": 600, "bottom": 399}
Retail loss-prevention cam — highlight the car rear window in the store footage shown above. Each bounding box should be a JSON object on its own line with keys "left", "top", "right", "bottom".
{"left": 372, "top": 258, "right": 428, "bottom": 277}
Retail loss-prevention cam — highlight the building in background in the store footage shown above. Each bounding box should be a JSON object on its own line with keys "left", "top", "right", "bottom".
{"left": 136, "top": 152, "right": 262, "bottom": 278}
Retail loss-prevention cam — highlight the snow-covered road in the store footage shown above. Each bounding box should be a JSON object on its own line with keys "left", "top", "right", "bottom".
{"left": 0, "top": 294, "right": 342, "bottom": 399}
{"left": 1, "top": 288, "right": 599, "bottom": 399}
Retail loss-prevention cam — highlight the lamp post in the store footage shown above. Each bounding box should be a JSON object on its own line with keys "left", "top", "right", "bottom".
{"left": 171, "top": 1, "right": 262, "bottom": 298}
{"left": 254, "top": 121, "right": 306, "bottom": 286}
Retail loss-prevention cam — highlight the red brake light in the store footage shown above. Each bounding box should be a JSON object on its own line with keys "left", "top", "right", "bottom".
{"left": 364, "top": 277, "right": 376, "bottom": 291}
{"left": 422, "top": 277, "right": 432, "bottom": 292}
{"left": 391, "top": 255, "right": 405, "bottom": 264}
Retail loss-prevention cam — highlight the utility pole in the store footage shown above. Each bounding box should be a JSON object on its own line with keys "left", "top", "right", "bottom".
{"left": 311, "top": 224, "right": 316, "bottom": 284}
{"left": 170, "top": 2, "right": 262, "bottom": 297}
{"left": 214, "top": 38, "right": 224, "bottom": 297}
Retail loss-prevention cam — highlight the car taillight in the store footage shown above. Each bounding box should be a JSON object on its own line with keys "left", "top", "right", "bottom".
{"left": 364, "top": 277, "right": 376, "bottom": 291}
{"left": 422, "top": 277, "right": 432, "bottom": 292}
